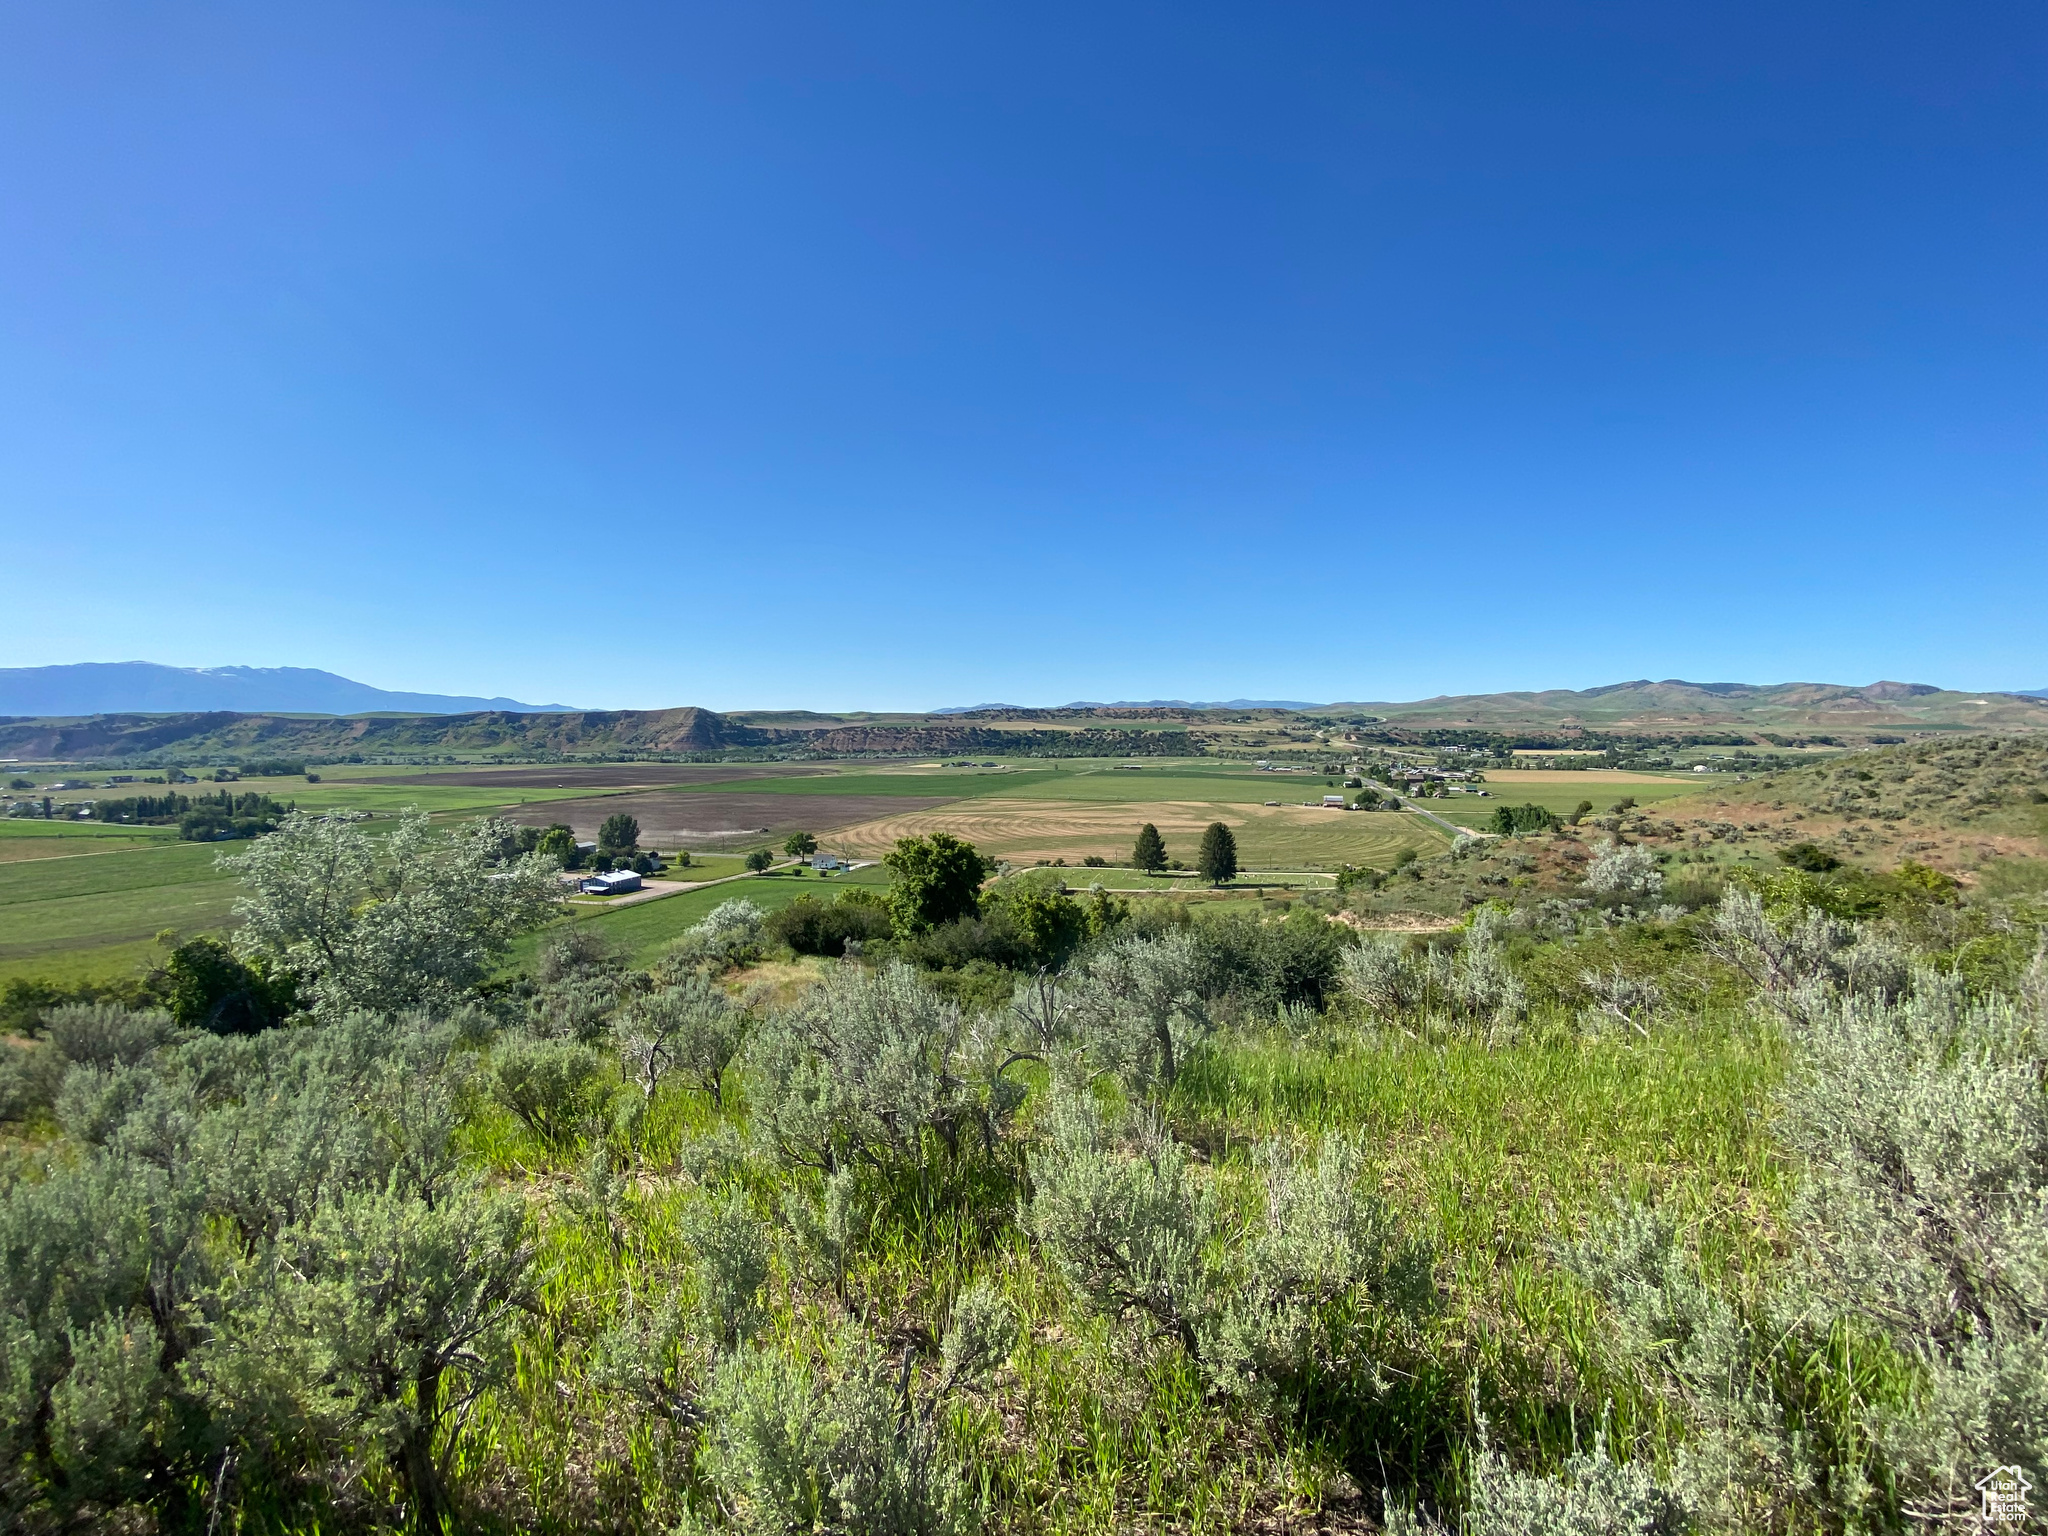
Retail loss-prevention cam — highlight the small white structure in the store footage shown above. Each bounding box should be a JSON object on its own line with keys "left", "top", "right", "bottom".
{"left": 579, "top": 870, "right": 643, "bottom": 895}
{"left": 1323, "top": 795, "right": 1346, "bottom": 808}
{"left": 810, "top": 855, "right": 847, "bottom": 870}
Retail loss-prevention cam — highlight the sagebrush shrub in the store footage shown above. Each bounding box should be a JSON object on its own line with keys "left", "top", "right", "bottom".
{"left": 1024, "top": 1092, "right": 1214, "bottom": 1362}
{"left": 1386, "top": 1422, "right": 1690, "bottom": 1536}
{"left": 1777, "top": 969, "right": 2048, "bottom": 1521}
{"left": 1061, "top": 929, "right": 1215, "bottom": 1093}
{"left": 490, "top": 1034, "right": 615, "bottom": 1149}
{"left": 694, "top": 1329, "right": 967, "bottom": 1536}
{"left": 747, "top": 963, "right": 995, "bottom": 1172}
{"left": 1586, "top": 839, "right": 1664, "bottom": 902}
{"left": 617, "top": 971, "right": 749, "bottom": 1107}
{"left": 682, "top": 1186, "right": 771, "bottom": 1352}
{"left": 665, "top": 898, "right": 768, "bottom": 973}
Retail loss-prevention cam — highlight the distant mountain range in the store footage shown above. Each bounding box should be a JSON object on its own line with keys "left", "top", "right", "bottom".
{"left": 934, "top": 698, "right": 1320, "bottom": 713}
{"left": 1327, "top": 678, "right": 2048, "bottom": 728}
{"left": 0, "top": 663, "right": 577, "bottom": 717}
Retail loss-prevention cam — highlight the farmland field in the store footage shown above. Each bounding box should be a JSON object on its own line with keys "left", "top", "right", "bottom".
{"left": 2, "top": 759, "right": 1463, "bottom": 985}
{"left": 832, "top": 797, "right": 1447, "bottom": 868}
{"left": 692, "top": 766, "right": 1063, "bottom": 799}
{"left": 997, "top": 866, "right": 1338, "bottom": 890}
{"left": 501, "top": 791, "right": 954, "bottom": 849}
{"left": 271, "top": 778, "right": 606, "bottom": 816}
{"left": 0, "top": 840, "right": 240, "bottom": 984}
{"left": 0, "top": 820, "right": 183, "bottom": 862}
{"left": 359, "top": 764, "right": 833, "bottom": 789}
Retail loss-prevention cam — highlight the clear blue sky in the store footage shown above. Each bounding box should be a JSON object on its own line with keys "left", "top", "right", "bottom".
{"left": 2, "top": 2, "right": 2041, "bottom": 710}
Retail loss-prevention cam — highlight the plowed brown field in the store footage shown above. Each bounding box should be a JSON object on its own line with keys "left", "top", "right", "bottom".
{"left": 364, "top": 765, "right": 831, "bottom": 789}
{"left": 503, "top": 792, "right": 949, "bottom": 848}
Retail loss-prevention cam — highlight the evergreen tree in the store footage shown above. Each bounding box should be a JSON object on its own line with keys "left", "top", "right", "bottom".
{"left": 1197, "top": 822, "right": 1238, "bottom": 885}
{"left": 1132, "top": 823, "right": 1168, "bottom": 873}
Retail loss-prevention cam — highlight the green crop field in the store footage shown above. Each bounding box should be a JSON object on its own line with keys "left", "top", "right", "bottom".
{"left": 978, "top": 769, "right": 1338, "bottom": 805}
{"left": 0, "top": 840, "right": 242, "bottom": 985}
{"left": 0, "top": 820, "right": 183, "bottom": 861}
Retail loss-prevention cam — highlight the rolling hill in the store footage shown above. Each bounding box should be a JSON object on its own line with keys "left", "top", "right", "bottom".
{"left": 1329, "top": 679, "right": 2048, "bottom": 731}
{"left": 1, "top": 677, "right": 2042, "bottom": 766}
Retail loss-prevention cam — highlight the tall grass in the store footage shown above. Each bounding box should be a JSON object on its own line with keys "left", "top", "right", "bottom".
{"left": 424, "top": 1007, "right": 1784, "bottom": 1534}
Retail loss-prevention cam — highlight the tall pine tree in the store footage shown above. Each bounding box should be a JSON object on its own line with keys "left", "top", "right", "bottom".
{"left": 1197, "top": 821, "right": 1238, "bottom": 885}
{"left": 1132, "top": 822, "right": 1168, "bottom": 873}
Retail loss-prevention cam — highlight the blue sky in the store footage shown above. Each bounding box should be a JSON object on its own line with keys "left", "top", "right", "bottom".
{"left": 1, "top": 2, "right": 2041, "bottom": 710}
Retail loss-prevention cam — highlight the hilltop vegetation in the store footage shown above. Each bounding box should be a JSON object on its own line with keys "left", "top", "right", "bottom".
{"left": 0, "top": 708, "right": 1199, "bottom": 764}
{"left": 1, "top": 775, "right": 2044, "bottom": 1534}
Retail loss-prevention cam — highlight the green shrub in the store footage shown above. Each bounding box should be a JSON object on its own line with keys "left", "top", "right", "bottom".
{"left": 746, "top": 963, "right": 1004, "bottom": 1173}
{"left": 696, "top": 1329, "right": 967, "bottom": 1536}
{"left": 489, "top": 1035, "right": 615, "bottom": 1149}
{"left": 616, "top": 972, "right": 750, "bottom": 1109}
{"left": 666, "top": 898, "right": 768, "bottom": 972}
{"left": 766, "top": 892, "right": 896, "bottom": 957}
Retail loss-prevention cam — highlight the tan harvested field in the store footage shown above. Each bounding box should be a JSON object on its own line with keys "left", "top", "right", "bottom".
{"left": 502, "top": 791, "right": 950, "bottom": 848}
{"left": 831, "top": 798, "right": 1447, "bottom": 869}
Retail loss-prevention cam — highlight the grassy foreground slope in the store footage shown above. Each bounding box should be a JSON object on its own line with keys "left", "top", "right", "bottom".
{"left": 1, "top": 733, "right": 2044, "bottom": 1533}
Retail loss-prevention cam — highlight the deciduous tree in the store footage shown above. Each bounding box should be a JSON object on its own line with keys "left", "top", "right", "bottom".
{"left": 598, "top": 813, "right": 640, "bottom": 854}
{"left": 225, "top": 810, "right": 561, "bottom": 1019}
{"left": 882, "top": 833, "right": 990, "bottom": 934}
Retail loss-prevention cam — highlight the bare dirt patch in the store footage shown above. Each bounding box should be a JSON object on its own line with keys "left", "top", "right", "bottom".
{"left": 503, "top": 792, "right": 951, "bottom": 848}
{"left": 363, "top": 764, "right": 833, "bottom": 789}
